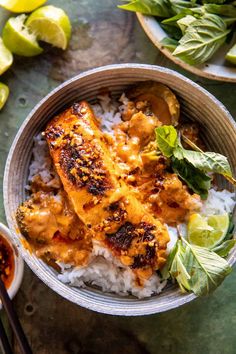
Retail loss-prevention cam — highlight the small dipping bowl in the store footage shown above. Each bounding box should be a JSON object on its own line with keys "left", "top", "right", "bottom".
{"left": 0, "top": 223, "right": 24, "bottom": 308}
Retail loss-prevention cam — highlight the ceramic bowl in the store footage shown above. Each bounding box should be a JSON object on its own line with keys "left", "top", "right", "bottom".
{"left": 0, "top": 223, "right": 24, "bottom": 308}
{"left": 3, "top": 64, "right": 236, "bottom": 316}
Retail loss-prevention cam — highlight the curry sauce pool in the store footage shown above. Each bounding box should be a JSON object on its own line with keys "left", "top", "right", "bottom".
{"left": 16, "top": 82, "right": 236, "bottom": 298}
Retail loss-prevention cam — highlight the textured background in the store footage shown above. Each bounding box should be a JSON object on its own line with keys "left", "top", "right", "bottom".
{"left": 0, "top": 0, "right": 236, "bottom": 353}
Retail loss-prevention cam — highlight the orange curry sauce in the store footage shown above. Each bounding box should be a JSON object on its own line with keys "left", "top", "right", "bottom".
{"left": 0, "top": 234, "right": 15, "bottom": 288}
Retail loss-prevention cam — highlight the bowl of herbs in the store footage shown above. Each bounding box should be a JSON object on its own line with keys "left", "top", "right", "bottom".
{"left": 119, "top": 0, "right": 236, "bottom": 82}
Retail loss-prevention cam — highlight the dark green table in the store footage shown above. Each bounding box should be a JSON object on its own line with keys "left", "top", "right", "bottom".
{"left": 0, "top": 1, "right": 236, "bottom": 353}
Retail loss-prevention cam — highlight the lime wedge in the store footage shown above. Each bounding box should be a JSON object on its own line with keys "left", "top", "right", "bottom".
{"left": 26, "top": 6, "right": 71, "bottom": 50}
{"left": 2, "top": 15, "right": 43, "bottom": 57}
{"left": 0, "top": 83, "right": 9, "bottom": 110}
{"left": 226, "top": 44, "right": 236, "bottom": 65}
{"left": 0, "top": 37, "right": 13, "bottom": 75}
{"left": 187, "top": 213, "right": 229, "bottom": 249}
{"left": 0, "top": 0, "right": 47, "bottom": 13}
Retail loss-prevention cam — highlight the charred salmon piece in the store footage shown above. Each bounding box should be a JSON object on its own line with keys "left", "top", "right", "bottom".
{"left": 103, "top": 196, "right": 170, "bottom": 280}
{"left": 45, "top": 101, "right": 170, "bottom": 277}
{"left": 45, "top": 101, "right": 122, "bottom": 227}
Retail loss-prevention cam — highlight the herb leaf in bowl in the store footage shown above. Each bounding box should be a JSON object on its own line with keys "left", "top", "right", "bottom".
{"left": 118, "top": 0, "right": 173, "bottom": 17}
{"left": 172, "top": 14, "right": 230, "bottom": 65}
{"left": 212, "top": 240, "right": 236, "bottom": 257}
{"left": 155, "top": 125, "right": 236, "bottom": 198}
{"left": 160, "top": 37, "right": 179, "bottom": 51}
{"left": 165, "top": 237, "right": 232, "bottom": 296}
{"left": 172, "top": 157, "right": 211, "bottom": 199}
{"left": 177, "top": 15, "right": 197, "bottom": 34}
{"left": 180, "top": 150, "right": 233, "bottom": 178}
{"left": 203, "top": 0, "right": 227, "bottom": 4}
{"left": 155, "top": 124, "right": 177, "bottom": 157}
{"left": 170, "top": 0, "right": 198, "bottom": 14}
{"left": 204, "top": 4, "right": 236, "bottom": 17}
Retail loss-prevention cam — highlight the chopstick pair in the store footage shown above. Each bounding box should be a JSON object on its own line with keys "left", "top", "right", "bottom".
{"left": 0, "top": 278, "right": 32, "bottom": 354}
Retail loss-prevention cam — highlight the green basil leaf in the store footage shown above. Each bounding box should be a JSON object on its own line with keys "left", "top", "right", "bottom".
{"left": 162, "top": 13, "right": 185, "bottom": 25}
{"left": 181, "top": 149, "right": 233, "bottom": 178}
{"left": 168, "top": 238, "right": 232, "bottom": 296}
{"left": 170, "top": 0, "right": 197, "bottom": 15}
{"left": 160, "top": 37, "right": 179, "bottom": 52}
{"left": 173, "top": 145, "right": 184, "bottom": 159}
{"left": 155, "top": 125, "right": 178, "bottom": 157}
{"left": 177, "top": 14, "right": 196, "bottom": 34}
{"left": 224, "top": 17, "right": 236, "bottom": 27}
{"left": 173, "top": 14, "right": 230, "bottom": 65}
{"left": 221, "top": 214, "right": 235, "bottom": 243}
{"left": 172, "top": 157, "right": 211, "bottom": 199}
{"left": 204, "top": 4, "right": 236, "bottom": 17}
{"left": 212, "top": 240, "right": 236, "bottom": 258}
{"left": 161, "top": 11, "right": 191, "bottom": 25}
{"left": 181, "top": 240, "right": 232, "bottom": 296}
{"left": 170, "top": 241, "right": 191, "bottom": 292}
{"left": 161, "top": 23, "right": 183, "bottom": 40}
{"left": 161, "top": 240, "right": 179, "bottom": 279}
{"left": 118, "top": 0, "right": 173, "bottom": 17}
{"left": 203, "top": 0, "right": 227, "bottom": 4}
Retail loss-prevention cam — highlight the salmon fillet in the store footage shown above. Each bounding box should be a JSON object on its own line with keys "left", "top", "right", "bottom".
{"left": 45, "top": 102, "right": 170, "bottom": 279}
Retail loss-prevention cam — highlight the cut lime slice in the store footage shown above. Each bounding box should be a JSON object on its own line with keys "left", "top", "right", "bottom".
{"left": 0, "top": 0, "right": 47, "bottom": 13}
{"left": 26, "top": 5, "right": 71, "bottom": 50}
{"left": 226, "top": 44, "right": 236, "bottom": 65}
{"left": 2, "top": 15, "right": 43, "bottom": 57}
{"left": 0, "top": 37, "right": 13, "bottom": 75}
{"left": 0, "top": 83, "right": 9, "bottom": 110}
{"left": 187, "top": 213, "right": 229, "bottom": 249}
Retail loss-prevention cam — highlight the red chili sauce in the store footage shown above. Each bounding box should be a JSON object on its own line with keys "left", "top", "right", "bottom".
{"left": 0, "top": 234, "right": 15, "bottom": 288}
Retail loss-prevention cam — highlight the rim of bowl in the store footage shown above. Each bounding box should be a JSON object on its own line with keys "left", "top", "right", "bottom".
{"left": 0, "top": 223, "right": 24, "bottom": 309}
{"left": 137, "top": 13, "right": 236, "bottom": 83}
{"left": 3, "top": 63, "right": 236, "bottom": 316}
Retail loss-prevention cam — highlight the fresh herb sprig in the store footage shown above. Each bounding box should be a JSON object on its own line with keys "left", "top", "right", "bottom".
{"left": 155, "top": 125, "right": 236, "bottom": 199}
{"left": 162, "top": 235, "right": 232, "bottom": 296}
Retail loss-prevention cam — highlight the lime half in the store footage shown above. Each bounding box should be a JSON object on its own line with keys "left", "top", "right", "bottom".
{"left": 0, "top": 0, "right": 46, "bottom": 13}
{"left": 26, "top": 6, "right": 71, "bottom": 50}
{"left": 0, "top": 83, "right": 9, "bottom": 110}
{"left": 0, "top": 37, "right": 13, "bottom": 75}
{"left": 2, "top": 15, "right": 43, "bottom": 57}
{"left": 187, "top": 213, "right": 229, "bottom": 249}
{"left": 226, "top": 44, "right": 236, "bottom": 65}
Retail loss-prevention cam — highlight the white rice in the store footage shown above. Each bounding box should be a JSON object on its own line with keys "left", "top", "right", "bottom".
{"left": 91, "top": 94, "right": 122, "bottom": 133}
{"left": 27, "top": 134, "right": 60, "bottom": 190}
{"left": 26, "top": 95, "right": 235, "bottom": 298}
{"left": 57, "top": 242, "right": 167, "bottom": 298}
{"left": 201, "top": 189, "right": 235, "bottom": 215}
{"left": 166, "top": 226, "right": 179, "bottom": 253}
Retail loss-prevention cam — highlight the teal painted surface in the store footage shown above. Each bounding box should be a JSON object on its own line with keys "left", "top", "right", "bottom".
{"left": 0, "top": 1, "right": 235, "bottom": 353}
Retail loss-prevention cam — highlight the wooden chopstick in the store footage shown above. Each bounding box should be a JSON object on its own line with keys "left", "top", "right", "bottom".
{"left": 0, "top": 316, "right": 13, "bottom": 354}
{"left": 0, "top": 278, "right": 32, "bottom": 354}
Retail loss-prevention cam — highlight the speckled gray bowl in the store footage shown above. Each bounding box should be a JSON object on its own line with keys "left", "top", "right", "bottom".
{"left": 3, "top": 64, "right": 236, "bottom": 316}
